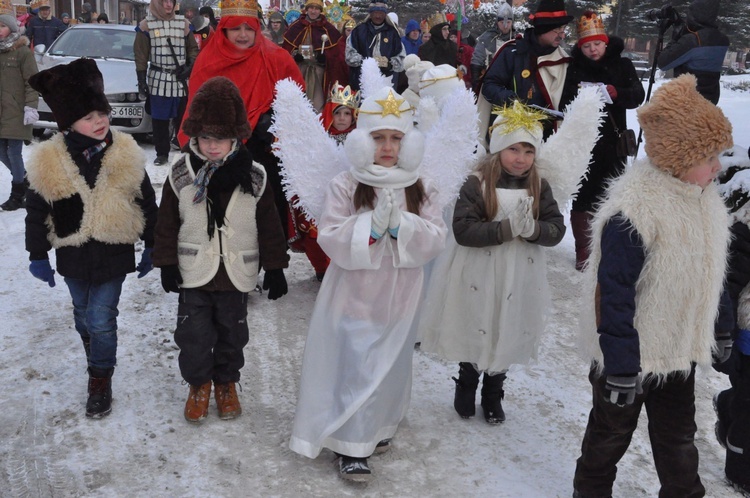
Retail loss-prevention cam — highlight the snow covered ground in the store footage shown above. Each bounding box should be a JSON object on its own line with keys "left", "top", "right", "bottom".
{"left": 0, "top": 75, "right": 748, "bottom": 497}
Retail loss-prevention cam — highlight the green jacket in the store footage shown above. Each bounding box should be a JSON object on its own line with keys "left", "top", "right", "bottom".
{"left": 0, "top": 36, "right": 39, "bottom": 141}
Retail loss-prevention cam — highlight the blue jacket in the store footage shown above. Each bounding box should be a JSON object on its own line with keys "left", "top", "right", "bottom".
{"left": 401, "top": 19, "right": 421, "bottom": 56}
{"left": 27, "top": 15, "right": 66, "bottom": 49}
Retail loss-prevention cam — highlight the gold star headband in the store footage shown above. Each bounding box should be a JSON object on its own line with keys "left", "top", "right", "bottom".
{"left": 358, "top": 90, "right": 413, "bottom": 118}
{"left": 488, "top": 101, "right": 547, "bottom": 135}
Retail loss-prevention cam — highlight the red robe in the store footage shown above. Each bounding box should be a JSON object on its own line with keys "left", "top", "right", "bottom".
{"left": 282, "top": 15, "right": 342, "bottom": 98}
{"left": 178, "top": 15, "right": 304, "bottom": 146}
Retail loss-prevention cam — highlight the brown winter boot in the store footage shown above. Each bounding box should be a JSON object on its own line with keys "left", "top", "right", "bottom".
{"left": 184, "top": 381, "right": 212, "bottom": 424}
{"left": 570, "top": 211, "right": 594, "bottom": 272}
{"left": 214, "top": 382, "right": 242, "bottom": 420}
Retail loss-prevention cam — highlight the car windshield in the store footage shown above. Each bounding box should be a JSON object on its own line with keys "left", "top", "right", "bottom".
{"left": 47, "top": 28, "right": 136, "bottom": 60}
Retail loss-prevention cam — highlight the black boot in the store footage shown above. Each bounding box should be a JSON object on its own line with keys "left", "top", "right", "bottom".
{"left": 714, "top": 388, "right": 734, "bottom": 448}
{"left": 452, "top": 362, "right": 480, "bottom": 418}
{"left": 86, "top": 367, "right": 113, "bottom": 419}
{"left": 481, "top": 372, "right": 506, "bottom": 424}
{"left": 570, "top": 211, "right": 593, "bottom": 272}
{"left": 0, "top": 182, "right": 26, "bottom": 211}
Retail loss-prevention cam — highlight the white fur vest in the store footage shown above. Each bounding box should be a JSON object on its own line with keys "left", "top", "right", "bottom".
{"left": 579, "top": 159, "right": 730, "bottom": 378}
{"left": 25, "top": 130, "right": 146, "bottom": 248}
{"left": 169, "top": 154, "right": 266, "bottom": 292}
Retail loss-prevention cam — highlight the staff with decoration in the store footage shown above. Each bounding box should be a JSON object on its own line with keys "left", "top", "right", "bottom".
{"left": 282, "top": 0, "right": 342, "bottom": 111}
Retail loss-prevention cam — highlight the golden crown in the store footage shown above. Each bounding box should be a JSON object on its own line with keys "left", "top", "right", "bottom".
{"left": 13, "top": 3, "right": 26, "bottom": 15}
{"left": 426, "top": 11, "right": 447, "bottom": 30}
{"left": 0, "top": 0, "right": 13, "bottom": 16}
{"left": 576, "top": 12, "right": 606, "bottom": 40}
{"left": 219, "top": 0, "right": 259, "bottom": 18}
{"left": 29, "top": 0, "right": 49, "bottom": 9}
{"left": 324, "top": 0, "right": 350, "bottom": 24}
{"left": 328, "top": 82, "right": 361, "bottom": 110}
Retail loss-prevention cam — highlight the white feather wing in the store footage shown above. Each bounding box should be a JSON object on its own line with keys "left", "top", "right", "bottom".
{"left": 270, "top": 78, "right": 347, "bottom": 223}
{"left": 359, "top": 58, "right": 393, "bottom": 100}
{"left": 419, "top": 87, "right": 481, "bottom": 209}
{"left": 536, "top": 85, "right": 605, "bottom": 209}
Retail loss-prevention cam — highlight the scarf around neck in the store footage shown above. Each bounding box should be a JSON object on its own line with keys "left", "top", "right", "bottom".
{"left": 0, "top": 33, "right": 21, "bottom": 52}
{"left": 351, "top": 163, "right": 419, "bottom": 189}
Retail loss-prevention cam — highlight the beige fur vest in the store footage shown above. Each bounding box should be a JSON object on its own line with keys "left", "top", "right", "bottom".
{"left": 25, "top": 131, "right": 146, "bottom": 248}
{"left": 579, "top": 159, "right": 729, "bottom": 378}
{"left": 169, "top": 154, "right": 265, "bottom": 292}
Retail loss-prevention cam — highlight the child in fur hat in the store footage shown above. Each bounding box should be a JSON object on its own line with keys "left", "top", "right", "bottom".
{"left": 573, "top": 73, "right": 734, "bottom": 497}
{"left": 25, "top": 58, "right": 158, "bottom": 419}
{"left": 152, "top": 76, "right": 289, "bottom": 424}
{"left": 289, "top": 87, "right": 447, "bottom": 481}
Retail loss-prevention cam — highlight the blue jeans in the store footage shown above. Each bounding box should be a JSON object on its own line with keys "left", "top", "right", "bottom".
{"left": 0, "top": 138, "right": 25, "bottom": 183}
{"left": 64, "top": 276, "right": 126, "bottom": 369}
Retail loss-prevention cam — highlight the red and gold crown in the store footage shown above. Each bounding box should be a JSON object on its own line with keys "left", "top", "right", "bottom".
{"left": 328, "top": 82, "right": 360, "bottom": 110}
{"left": 219, "top": 0, "right": 259, "bottom": 18}
{"left": 426, "top": 11, "right": 447, "bottom": 30}
{"left": 29, "top": 0, "right": 49, "bottom": 9}
{"left": 0, "top": 0, "right": 14, "bottom": 16}
{"left": 576, "top": 11, "right": 607, "bottom": 45}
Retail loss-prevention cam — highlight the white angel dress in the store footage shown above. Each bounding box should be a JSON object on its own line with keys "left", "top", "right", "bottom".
{"left": 418, "top": 188, "right": 549, "bottom": 372}
{"left": 288, "top": 172, "right": 447, "bottom": 458}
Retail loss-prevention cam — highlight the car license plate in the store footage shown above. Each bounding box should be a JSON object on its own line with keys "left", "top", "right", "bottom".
{"left": 111, "top": 106, "right": 143, "bottom": 119}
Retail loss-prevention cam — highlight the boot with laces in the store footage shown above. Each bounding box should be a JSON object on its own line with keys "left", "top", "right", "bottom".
{"left": 184, "top": 381, "right": 212, "bottom": 424}
{"left": 86, "top": 367, "right": 113, "bottom": 419}
{"left": 214, "top": 382, "right": 242, "bottom": 420}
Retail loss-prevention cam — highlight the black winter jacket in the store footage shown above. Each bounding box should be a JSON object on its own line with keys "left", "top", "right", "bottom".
{"left": 559, "top": 37, "right": 645, "bottom": 212}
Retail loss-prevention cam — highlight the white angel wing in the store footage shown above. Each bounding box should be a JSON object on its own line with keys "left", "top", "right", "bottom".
{"left": 270, "top": 78, "right": 348, "bottom": 223}
{"left": 359, "top": 57, "right": 393, "bottom": 100}
{"left": 419, "top": 87, "right": 481, "bottom": 210}
{"left": 536, "top": 85, "right": 605, "bottom": 209}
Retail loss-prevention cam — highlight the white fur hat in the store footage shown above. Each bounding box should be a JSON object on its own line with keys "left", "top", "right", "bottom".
{"left": 356, "top": 86, "right": 414, "bottom": 134}
{"left": 489, "top": 101, "right": 545, "bottom": 154}
{"left": 418, "top": 64, "right": 464, "bottom": 104}
{"left": 403, "top": 54, "right": 434, "bottom": 95}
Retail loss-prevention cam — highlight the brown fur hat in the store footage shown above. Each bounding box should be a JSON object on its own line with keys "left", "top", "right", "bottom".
{"left": 182, "top": 77, "right": 252, "bottom": 140}
{"left": 28, "top": 58, "right": 111, "bottom": 131}
{"left": 637, "top": 74, "right": 732, "bottom": 177}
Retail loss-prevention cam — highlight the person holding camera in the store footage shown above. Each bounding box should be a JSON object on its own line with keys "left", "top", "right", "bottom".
{"left": 559, "top": 11, "right": 645, "bottom": 271}
{"left": 282, "top": 0, "right": 341, "bottom": 111}
{"left": 134, "top": 0, "right": 199, "bottom": 165}
{"left": 656, "top": 0, "right": 728, "bottom": 105}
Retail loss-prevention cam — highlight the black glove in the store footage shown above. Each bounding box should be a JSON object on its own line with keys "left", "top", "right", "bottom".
{"left": 262, "top": 268, "right": 288, "bottom": 300}
{"left": 386, "top": 61, "right": 393, "bottom": 72}
{"left": 603, "top": 374, "right": 642, "bottom": 407}
{"left": 316, "top": 52, "right": 326, "bottom": 64}
{"left": 175, "top": 61, "right": 193, "bottom": 82}
{"left": 470, "top": 64, "right": 484, "bottom": 94}
{"left": 294, "top": 52, "right": 305, "bottom": 63}
{"left": 160, "top": 265, "right": 182, "bottom": 293}
{"left": 137, "top": 70, "right": 148, "bottom": 96}
{"left": 253, "top": 109, "right": 275, "bottom": 145}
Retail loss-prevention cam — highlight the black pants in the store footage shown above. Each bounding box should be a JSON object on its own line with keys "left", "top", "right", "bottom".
{"left": 152, "top": 118, "right": 171, "bottom": 157}
{"left": 723, "top": 354, "right": 750, "bottom": 486}
{"left": 174, "top": 289, "right": 249, "bottom": 386}
{"left": 574, "top": 366, "right": 704, "bottom": 498}
{"left": 246, "top": 136, "right": 289, "bottom": 241}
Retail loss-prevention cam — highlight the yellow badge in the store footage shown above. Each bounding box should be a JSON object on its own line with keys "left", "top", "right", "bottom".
{"left": 521, "top": 69, "right": 530, "bottom": 78}
{"left": 154, "top": 29, "right": 161, "bottom": 37}
{"left": 384, "top": 37, "right": 388, "bottom": 43}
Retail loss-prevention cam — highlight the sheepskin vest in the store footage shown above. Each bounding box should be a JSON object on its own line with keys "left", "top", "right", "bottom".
{"left": 25, "top": 130, "right": 146, "bottom": 248}
{"left": 580, "top": 159, "right": 729, "bottom": 378}
{"left": 169, "top": 154, "right": 265, "bottom": 292}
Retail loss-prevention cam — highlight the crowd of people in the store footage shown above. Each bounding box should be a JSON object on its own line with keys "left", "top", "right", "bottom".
{"left": 0, "top": 0, "right": 747, "bottom": 494}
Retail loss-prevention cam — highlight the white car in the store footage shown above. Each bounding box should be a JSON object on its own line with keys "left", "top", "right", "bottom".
{"left": 33, "top": 24, "right": 152, "bottom": 139}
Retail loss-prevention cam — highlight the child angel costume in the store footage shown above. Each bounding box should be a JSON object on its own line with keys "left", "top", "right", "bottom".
{"left": 272, "top": 60, "right": 480, "bottom": 459}
{"left": 418, "top": 89, "right": 605, "bottom": 373}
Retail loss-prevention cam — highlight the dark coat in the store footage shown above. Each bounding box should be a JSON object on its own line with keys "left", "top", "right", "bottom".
{"left": 657, "top": 0, "right": 728, "bottom": 105}
{"left": 559, "top": 37, "right": 645, "bottom": 212}
{"left": 27, "top": 15, "right": 66, "bottom": 48}
{"left": 452, "top": 172, "right": 565, "bottom": 248}
{"left": 348, "top": 19, "right": 403, "bottom": 89}
{"left": 25, "top": 133, "right": 158, "bottom": 283}
{"left": 418, "top": 23, "right": 457, "bottom": 67}
{"left": 0, "top": 36, "right": 38, "bottom": 141}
